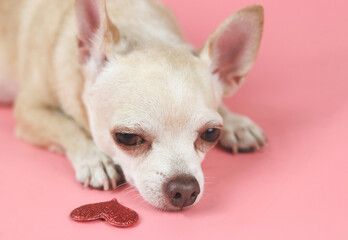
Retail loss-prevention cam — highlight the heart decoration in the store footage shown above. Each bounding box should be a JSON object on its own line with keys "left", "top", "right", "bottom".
{"left": 70, "top": 198, "right": 138, "bottom": 227}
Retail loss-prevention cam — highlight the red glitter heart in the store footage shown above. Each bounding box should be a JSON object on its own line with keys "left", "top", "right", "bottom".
{"left": 70, "top": 198, "right": 138, "bottom": 227}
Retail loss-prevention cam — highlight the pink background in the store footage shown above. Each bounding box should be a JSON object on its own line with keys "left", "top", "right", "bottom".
{"left": 1, "top": 0, "right": 347, "bottom": 239}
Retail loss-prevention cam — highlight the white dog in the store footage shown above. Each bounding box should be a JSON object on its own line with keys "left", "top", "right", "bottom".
{"left": 0, "top": 0, "right": 266, "bottom": 210}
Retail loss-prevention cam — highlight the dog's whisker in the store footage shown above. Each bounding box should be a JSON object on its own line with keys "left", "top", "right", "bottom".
{"left": 124, "top": 185, "right": 136, "bottom": 192}
{"left": 125, "top": 189, "right": 139, "bottom": 196}
{"left": 124, "top": 185, "right": 135, "bottom": 191}
{"left": 115, "top": 182, "right": 128, "bottom": 188}
{"left": 204, "top": 176, "right": 217, "bottom": 179}
{"left": 124, "top": 188, "right": 135, "bottom": 194}
{"left": 124, "top": 188, "right": 139, "bottom": 196}
{"left": 124, "top": 185, "right": 136, "bottom": 191}
{"left": 123, "top": 189, "right": 132, "bottom": 193}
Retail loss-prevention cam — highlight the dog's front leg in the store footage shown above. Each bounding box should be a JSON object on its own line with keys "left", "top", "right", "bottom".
{"left": 218, "top": 104, "right": 268, "bottom": 154}
{"left": 14, "top": 99, "right": 122, "bottom": 190}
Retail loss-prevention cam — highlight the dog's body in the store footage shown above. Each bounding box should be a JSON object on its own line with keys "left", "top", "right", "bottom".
{"left": 0, "top": 0, "right": 266, "bottom": 210}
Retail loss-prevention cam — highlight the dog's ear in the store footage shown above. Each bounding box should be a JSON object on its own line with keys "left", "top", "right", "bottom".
{"left": 75, "top": 0, "right": 119, "bottom": 70}
{"left": 201, "top": 5, "right": 264, "bottom": 97}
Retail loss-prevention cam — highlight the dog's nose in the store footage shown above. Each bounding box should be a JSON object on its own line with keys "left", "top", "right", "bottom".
{"left": 164, "top": 175, "right": 200, "bottom": 208}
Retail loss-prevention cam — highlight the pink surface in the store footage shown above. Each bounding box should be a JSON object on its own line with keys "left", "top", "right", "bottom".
{"left": 1, "top": 0, "right": 347, "bottom": 239}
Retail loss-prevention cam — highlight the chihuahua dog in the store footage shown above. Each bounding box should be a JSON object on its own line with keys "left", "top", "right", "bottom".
{"left": 0, "top": 0, "right": 266, "bottom": 210}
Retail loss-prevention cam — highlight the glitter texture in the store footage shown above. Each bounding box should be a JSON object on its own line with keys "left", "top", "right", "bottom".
{"left": 70, "top": 198, "right": 138, "bottom": 227}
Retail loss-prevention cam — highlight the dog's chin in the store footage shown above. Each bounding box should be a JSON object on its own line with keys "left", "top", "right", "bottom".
{"left": 137, "top": 194, "right": 182, "bottom": 211}
{"left": 152, "top": 202, "right": 193, "bottom": 212}
{"left": 163, "top": 205, "right": 196, "bottom": 212}
{"left": 143, "top": 193, "right": 203, "bottom": 212}
{"left": 159, "top": 200, "right": 201, "bottom": 211}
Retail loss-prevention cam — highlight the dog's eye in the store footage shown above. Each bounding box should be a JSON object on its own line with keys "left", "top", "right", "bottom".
{"left": 115, "top": 133, "right": 144, "bottom": 146}
{"left": 200, "top": 128, "right": 221, "bottom": 142}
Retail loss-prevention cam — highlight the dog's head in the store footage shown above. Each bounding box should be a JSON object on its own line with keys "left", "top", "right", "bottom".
{"left": 75, "top": 0, "right": 263, "bottom": 210}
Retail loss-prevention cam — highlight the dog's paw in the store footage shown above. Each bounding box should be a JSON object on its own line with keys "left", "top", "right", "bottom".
{"left": 219, "top": 114, "right": 267, "bottom": 154}
{"left": 72, "top": 146, "right": 124, "bottom": 190}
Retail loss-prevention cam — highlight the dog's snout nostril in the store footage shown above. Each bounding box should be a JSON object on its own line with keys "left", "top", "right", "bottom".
{"left": 164, "top": 175, "right": 200, "bottom": 209}
{"left": 174, "top": 192, "right": 182, "bottom": 200}
{"left": 190, "top": 192, "right": 197, "bottom": 200}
